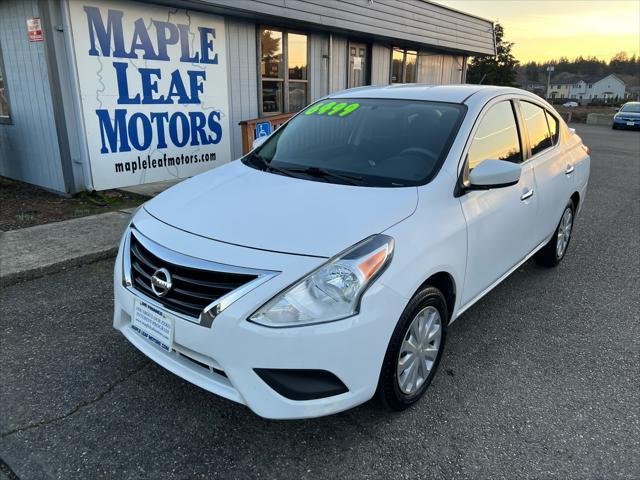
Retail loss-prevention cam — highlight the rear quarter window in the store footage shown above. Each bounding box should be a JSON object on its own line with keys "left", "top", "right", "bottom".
{"left": 545, "top": 111, "right": 559, "bottom": 145}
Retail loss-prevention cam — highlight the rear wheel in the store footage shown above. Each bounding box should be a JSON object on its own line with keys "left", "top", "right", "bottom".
{"left": 534, "top": 199, "right": 575, "bottom": 267}
{"left": 377, "top": 286, "right": 447, "bottom": 411}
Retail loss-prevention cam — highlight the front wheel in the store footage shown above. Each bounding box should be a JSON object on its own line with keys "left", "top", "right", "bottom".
{"left": 534, "top": 199, "right": 575, "bottom": 267}
{"left": 377, "top": 286, "right": 447, "bottom": 411}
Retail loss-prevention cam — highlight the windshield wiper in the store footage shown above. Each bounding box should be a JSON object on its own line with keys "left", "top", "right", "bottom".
{"left": 284, "top": 166, "right": 365, "bottom": 186}
{"left": 246, "top": 153, "right": 305, "bottom": 180}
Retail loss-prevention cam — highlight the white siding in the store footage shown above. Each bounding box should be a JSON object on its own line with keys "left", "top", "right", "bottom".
{"left": 329, "top": 35, "right": 348, "bottom": 93}
{"left": 0, "top": 0, "right": 66, "bottom": 192}
{"left": 309, "top": 32, "right": 328, "bottom": 101}
{"left": 591, "top": 75, "right": 626, "bottom": 99}
{"left": 417, "top": 53, "right": 442, "bottom": 84}
{"left": 225, "top": 18, "right": 259, "bottom": 160}
{"left": 371, "top": 43, "right": 390, "bottom": 85}
{"left": 416, "top": 52, "right": 465, "bottom": 85}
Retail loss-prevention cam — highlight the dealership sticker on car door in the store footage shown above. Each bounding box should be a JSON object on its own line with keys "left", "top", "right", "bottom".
{"left": 132, "top": 300, "right": 174, "bottom": 352}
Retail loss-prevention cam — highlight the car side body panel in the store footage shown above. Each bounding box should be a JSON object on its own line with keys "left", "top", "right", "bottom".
{"left": 379, "top": 169, "right": 468, "bottom": 317}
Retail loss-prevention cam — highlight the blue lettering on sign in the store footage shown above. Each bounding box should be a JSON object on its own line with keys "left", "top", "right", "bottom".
{"left": 83, "top": 6, "right": 224, "bottom": 155}
{"left": 255, "top": 121, "right": 271, "bottom": 138}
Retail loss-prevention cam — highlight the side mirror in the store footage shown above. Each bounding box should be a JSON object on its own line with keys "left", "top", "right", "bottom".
{"left": 468, "top": 159, "right": 521, "bottom": 189}
{"left": 252, "top": 135, "right": 269, "bottom": 150}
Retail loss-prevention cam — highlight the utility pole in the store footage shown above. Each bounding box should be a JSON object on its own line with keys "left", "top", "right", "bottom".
{"left": 546, "top": 65, "right": 555, "bottom": 100}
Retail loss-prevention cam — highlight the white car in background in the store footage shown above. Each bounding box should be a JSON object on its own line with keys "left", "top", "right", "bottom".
{"left": 562, "top": 101, "right": 579, "bottom": 107}
{"left": 114, "top": 85, "right": 590, "bottom": 419}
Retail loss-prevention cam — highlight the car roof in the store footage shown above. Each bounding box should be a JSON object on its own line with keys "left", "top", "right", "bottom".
{"left": 327, "top": 84, "right": 531, "bottom": 104}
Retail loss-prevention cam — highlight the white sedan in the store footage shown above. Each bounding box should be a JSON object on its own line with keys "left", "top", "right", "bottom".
{"left": 114, "top": 85, "right": 590, "bottom": 419}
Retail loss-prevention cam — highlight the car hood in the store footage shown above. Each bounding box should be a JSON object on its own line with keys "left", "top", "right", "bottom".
{"left": 144, "top": 161, "right": 418, "bottom": 257}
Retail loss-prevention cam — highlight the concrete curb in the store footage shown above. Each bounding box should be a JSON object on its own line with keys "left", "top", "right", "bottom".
{"left": 0, "top": 209, "right": 133, "bottom": 287}
{"left": 0, "top": 247, "right": 119, "bottom": 287}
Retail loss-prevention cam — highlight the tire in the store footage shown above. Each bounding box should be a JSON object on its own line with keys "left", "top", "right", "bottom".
{"left": 534, "top": 199, "right": 575, "bottom": 267}
{"left": 377, "top": 286, "right": 447, "bottom": 411}
{"left": 612, "top": 124, "right": 617, "bottom": 130}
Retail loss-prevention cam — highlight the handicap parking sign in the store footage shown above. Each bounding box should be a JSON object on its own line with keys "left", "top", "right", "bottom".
{"left": 255, "top": 121, "right": 272, "bottom": 138}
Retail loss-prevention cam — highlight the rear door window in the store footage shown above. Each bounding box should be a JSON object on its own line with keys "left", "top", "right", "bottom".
{"left": 521, "top": 101, "right": 553, "bottom": 156}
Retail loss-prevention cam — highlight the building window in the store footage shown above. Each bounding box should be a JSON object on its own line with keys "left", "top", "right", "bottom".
{"left": 0, "top": 42, "right": 10, "bottom": 123}
{"left": 391, "top": 47, "right": 418, "bottom": 83}
{"left": 260, "top": 28, "right": 308, "bottom": 115}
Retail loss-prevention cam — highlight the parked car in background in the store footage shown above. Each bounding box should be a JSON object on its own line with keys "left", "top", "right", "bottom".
{"left": 562, "top": 101, "right": 579, "bottom": 107}
{"left": 114, "top": 85, "right": 590, "bottom": 419}
{"left": 612, "top": 101, "right": 640, "bottom": 130}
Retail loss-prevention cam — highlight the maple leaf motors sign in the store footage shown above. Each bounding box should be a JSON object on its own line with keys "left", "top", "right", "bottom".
{"left": 68, "top": 0, "right": 231, "bottom": 190}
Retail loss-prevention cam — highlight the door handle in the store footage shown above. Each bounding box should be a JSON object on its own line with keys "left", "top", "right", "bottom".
{"left": 520, "top": 188, "right": 534, "bottom": 201}
{"left": 565, "top": 164, "right": 575, "bottom": 175}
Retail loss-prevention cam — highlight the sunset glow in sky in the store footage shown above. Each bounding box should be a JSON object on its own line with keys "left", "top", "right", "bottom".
{"left": 436, "top": 0, "right": 640, "bottom": 63}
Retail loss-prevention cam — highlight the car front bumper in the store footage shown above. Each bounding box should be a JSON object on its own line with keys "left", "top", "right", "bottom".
{"left": 613, "top": 117, "right": 640, "bottom": 129}
{"left": 113, "top": 210, "right": 407, "bottom": 419}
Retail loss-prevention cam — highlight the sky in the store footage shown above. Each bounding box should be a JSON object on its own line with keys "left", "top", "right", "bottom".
{"left": 435, "top": 0, "right": 640, "bottom": 63}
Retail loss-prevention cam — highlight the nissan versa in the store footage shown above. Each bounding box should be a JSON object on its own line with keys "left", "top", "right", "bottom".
{"left": 114, "top": 85, "right": 590, "bottom": 419}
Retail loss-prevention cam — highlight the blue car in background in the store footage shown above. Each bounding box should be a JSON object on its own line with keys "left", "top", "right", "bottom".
{"left": 612, "top": 102, "right": 640, "bottom": 130}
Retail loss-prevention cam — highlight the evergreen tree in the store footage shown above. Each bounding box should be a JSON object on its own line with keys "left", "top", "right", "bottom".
{"left": 467, "top": 23, "right": 519, "bottom": 86}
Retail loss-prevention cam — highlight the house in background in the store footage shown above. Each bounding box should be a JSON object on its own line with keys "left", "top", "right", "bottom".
{"left": 548, "top": 74, "right": 626, "bottom": 103}
{"left": 627, "top": 85, "right": 640, "bottom": 101}
{"left": 522, "top": 80, "right": 546, "bottom": 97}
{"left": 548, "top": 76, "right": 578, "bottom": 100}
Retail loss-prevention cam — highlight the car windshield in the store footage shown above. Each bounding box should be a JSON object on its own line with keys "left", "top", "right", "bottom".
{"left": 243, "top": 98, "right": 465, "bottom": 187}
{"left": 620, "top": 103, "right": 640, "bottom": 113}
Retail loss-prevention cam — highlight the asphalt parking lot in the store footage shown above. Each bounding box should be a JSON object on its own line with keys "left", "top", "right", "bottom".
{"left": 1, "top": 124, "right": 639, "bottom": 479}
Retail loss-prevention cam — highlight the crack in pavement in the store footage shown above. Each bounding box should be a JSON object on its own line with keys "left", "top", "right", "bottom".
{"left": 0, "top": 362, "right": 150, "bottom": 439}
{"left": 0, "top": 457, "right": 21, "bottom": 480}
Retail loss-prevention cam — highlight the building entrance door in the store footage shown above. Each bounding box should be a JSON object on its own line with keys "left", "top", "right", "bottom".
{"left": 348, "top": 42, "right": 368, "bottom": 88}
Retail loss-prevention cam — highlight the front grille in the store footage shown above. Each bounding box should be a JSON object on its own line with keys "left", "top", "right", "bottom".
{"left": 129, "top": 233, "right": 258, "bottom": 319}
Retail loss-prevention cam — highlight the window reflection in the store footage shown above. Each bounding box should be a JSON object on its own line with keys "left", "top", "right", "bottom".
{"left": 545, "top": 111, "right": 559, "bottom": 145}
{"left": 468, "top": 102, "right": 522, "bottom": 170}
{"left": 391, "top": 49, "right": 404, "bottom": 83}
{"left": 261, "top": 30, "right": 282, "bottom": 79}
{"left": 0, "top": 50, "right": 9, "bottom": 119}
{"left": 521, "top": 101, "right": 552, "bottom": 156}
{"left": 288, "top": 82, "right": 307, "bottom": 112}
{"left": 405, "top": 51, "right": 417, "bottom": 83}
{"left": 392, "top": 48, "right": 418, "bottom": 83}
{"left": 262, "top": 81, "right": 283, "bottom": 114}
{"left": 260, "top": 28, "right": 308, "bottom": 114}
{"left": 287, "top": 33, "right": 307, "bottom": 80}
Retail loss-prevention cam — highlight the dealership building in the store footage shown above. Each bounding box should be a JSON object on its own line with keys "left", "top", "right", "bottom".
{"left": 0, "top": 0, "right": 495, "bottom": 194}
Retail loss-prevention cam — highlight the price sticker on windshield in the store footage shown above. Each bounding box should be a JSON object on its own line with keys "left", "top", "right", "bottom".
{"left": 305, "top": 101, "right": 361, "bottom": 117}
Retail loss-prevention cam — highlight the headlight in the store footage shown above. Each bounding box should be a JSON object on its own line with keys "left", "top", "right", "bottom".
{"left": 249, "top": 235, "right": 394, "bottom": 327}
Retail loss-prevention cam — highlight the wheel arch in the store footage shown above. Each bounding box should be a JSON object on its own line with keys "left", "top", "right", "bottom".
{"left": 570, "top": 191, "right": 580, "bottom": 211}
{"left": 416, "top": 271, "right": 457, "bottom": 322}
